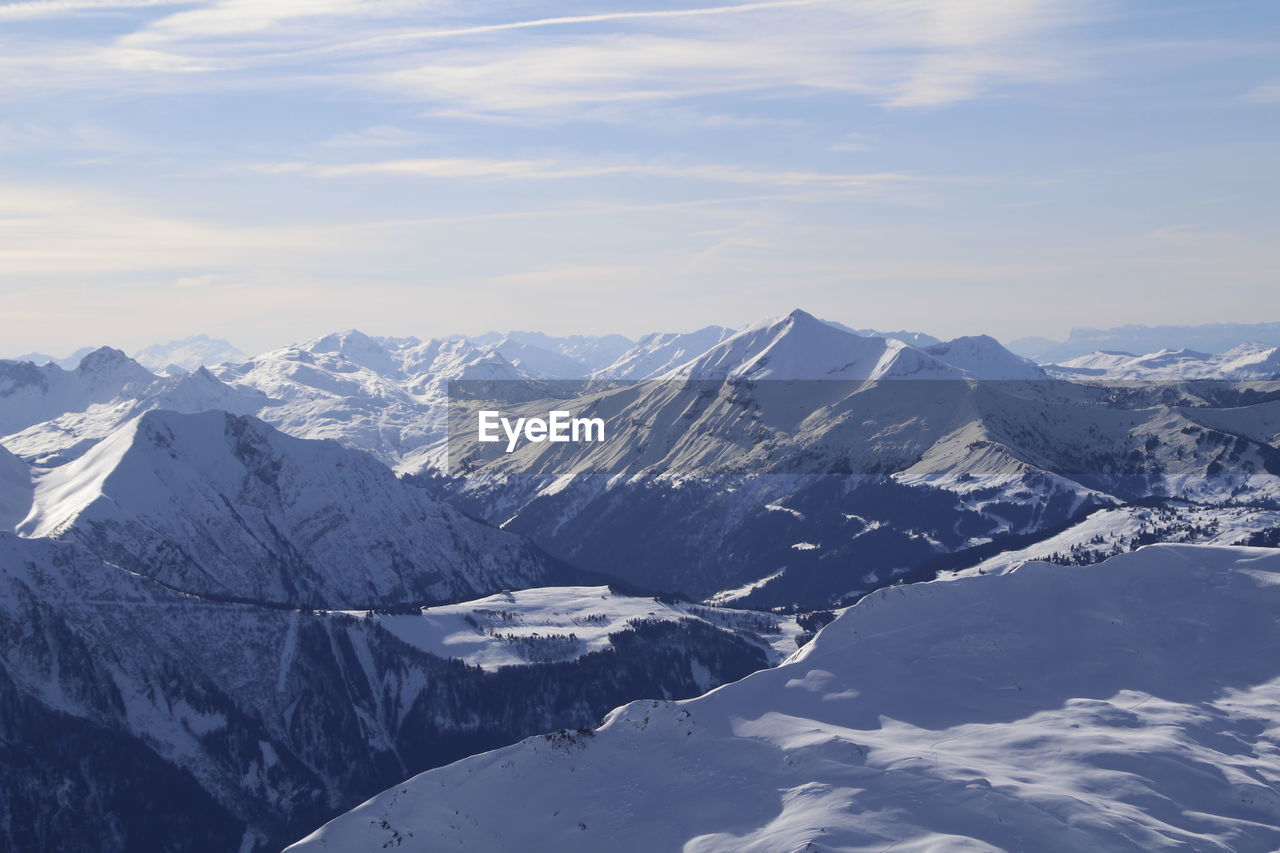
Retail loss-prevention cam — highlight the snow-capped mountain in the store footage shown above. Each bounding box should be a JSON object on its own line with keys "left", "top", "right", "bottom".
{"left": 486, "top": 335, "right": 596, "bottom": 379}
{"left": 0, "top": 529, "right": 780, "bottom": 852}
{"left": 17, "top": 409, "right": 570, "bottom": 608}
{"left": 668, "top": 310, "right": 959, "bottom": 381}
{"left": 925, "top": 334, "right": 1047, "bottom": 380}
{"left": 211, "top": 331, "right": 528, "bottom": 465}
{"left": 132, "top": 335, "right": 246, "bottom": 372}
{"left": 290, "top": 544, "right": 1280, "bottom": 853}
{"left": 0, "top": 347, "right": 155, "bottom": 434}
{"left": 1049, "top": 342, "right": 1280, "bottom": 380}
{"left": 5, "top": 345, "right": 98, "bottom": 370}
{"left": 1010, "top": 321, "right": 1280, "bottom": 363}
{"left": 590, "top": 325, "right": 735, "bottom": 379}
{"left": 469, "top": 330, "right": 633, "bottom": 375}
{"left": 823, "top": 319, "right": 941, "bottom": 347}
{"left": 3, "top": 366, "right": 269, "bottom": 467}
{"left": 438, "top": 320, "right": 1280, "bottom": 606}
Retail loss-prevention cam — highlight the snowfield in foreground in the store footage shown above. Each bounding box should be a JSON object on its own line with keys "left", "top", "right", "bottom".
{"left": 290, "top": 544, "right": 1280, "bottom": 852}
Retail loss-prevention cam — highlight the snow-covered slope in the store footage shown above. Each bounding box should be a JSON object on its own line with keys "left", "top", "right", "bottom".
{"left": 488, "top": 336, "right": 593, "bottom": 379}
{"left": 669, "top": 310, "right": 958, "bottom": 381}
{"left": 823, "top": 319, "right": 941, "bottom": 348}
{"left": 213, "top": 331, "right": 528, "bottom": 465}
{"left": 0, "top": 445, "right": 31, "bottom": 531}
{"left": 0, "top": 347, "right": 155, "bottom": 434}
{"left": 1050, "top": 343, "right": 1280, "bottom": 380}
{"left": 18, "top": 409, "right": 566, "bottom": 607}
{"left": 133, "top": 334, "right": 246, "bottom": 371}
{"left": 591, "top": 326, "right": 735, "bottom": 379}
{"left": 0, "top": 530, "right": 778, "bottom": 852}
{"left": 353, "top": 586, "right": 800, "bottom": 672}
{"left": 470, "top": 330, "right": 632, "bottom": 374}
{"left": 925, "top": 334, "right": 1047, "bottom": 380}
{"left": 439, "top": 327, "right": 1280, "bottom": 606}
{"left": 2, "top": 366, "right": 270, "bottom": 466}
{"left": 290, "top": 544, "right": 1280, "bottom": 853}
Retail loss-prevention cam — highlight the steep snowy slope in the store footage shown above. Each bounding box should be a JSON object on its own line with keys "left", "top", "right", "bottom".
{"left": 925, "top": 334, "right": 1047, "bottom": 379}
{"left": 0, "top": 347, "right": 155, "bottom": 434}
{"left": 0, "top": 531, "right": 779, "bottom": 852}
{"left": 591, "top": 326, "right": 735, "bottom": 379}
{"left": 397, "top": 338, "right": 525, "bottom": 394}
{"left": 291, "top": 544, "right": 1280, "bottom": 853}
{"left": 133, "top": 335, "right": 246, "bottom": 371}
{"left": 18, "top": 410, "right": 568, "bottom": 607}
{"left": 437, "top": 343, "right": 1280, "bottom": 607}
{"left": 823, "top": 319, "right": 941, "bottom": 347}
{"left": 0, "top": 444, "right": 31, "bottom": 530}
{"left": 669, "top": 310, "right": 958, "bottom": 381}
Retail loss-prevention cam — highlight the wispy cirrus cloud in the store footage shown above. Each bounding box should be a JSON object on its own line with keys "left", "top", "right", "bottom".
{"left": 256, "top": 155, "right": 919, "bottom": 193}
{"left": 1242, "top": 77, "right": 1280, "bottom": 103}
{"left": 0, "top": 0, "right": 192, "bottom": 20}
{"left": 0, "top": 0, "right": 1099, "bottom": 116}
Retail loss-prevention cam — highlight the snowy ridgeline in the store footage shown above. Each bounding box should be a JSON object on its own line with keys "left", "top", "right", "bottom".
{"left": 290, "top": 544, "right": 1280, "bottom": 853}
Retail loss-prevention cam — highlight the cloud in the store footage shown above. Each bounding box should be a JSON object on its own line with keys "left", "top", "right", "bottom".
{"left": 0, "top": 183, "right": 383, "bottom": 275}
{"left": 1242, "top": 78, "right": 1280, "bottom": 104}
{"left": 0, "top": 0, "right": 1095, "bottom": 117}
{"left": 1145, "top": 225, "right": 1234, "bottom": 247}
{"left": 317, "top": 124, "right": 439, "bottom": 148}
{"left": 257, "top": 155, "right": 918, "bottom": 192}
{"left": 0, "top": 0, "right": 192, "bottom": 21}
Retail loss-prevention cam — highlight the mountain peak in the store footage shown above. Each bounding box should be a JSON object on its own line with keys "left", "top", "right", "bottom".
{"left": 76, "top": 346, "right": 133, "bottom": 372}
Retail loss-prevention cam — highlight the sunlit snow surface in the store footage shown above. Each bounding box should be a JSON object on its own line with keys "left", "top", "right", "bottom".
{"left": 339, "top": 586, "right": 801, "bottom": 671}
{"left": 291, "top": 545, "right": 1280, "bottom": 853}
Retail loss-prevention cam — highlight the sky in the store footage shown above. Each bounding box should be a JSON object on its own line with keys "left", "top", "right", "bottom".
{"left": 0, "top": 0, "right": 1277, "bottom": 356}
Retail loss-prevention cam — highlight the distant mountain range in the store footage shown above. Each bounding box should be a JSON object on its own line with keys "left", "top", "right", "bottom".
{"left": 1009, "top": 321, "right": 1280, "bottom": 362}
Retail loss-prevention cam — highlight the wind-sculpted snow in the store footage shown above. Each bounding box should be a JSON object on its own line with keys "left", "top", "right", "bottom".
{"left": 18, "top": 409, "right": 565, "bottom": 608}
{"left": 290, "top": 545, "right": 1280, "bottom": 853}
